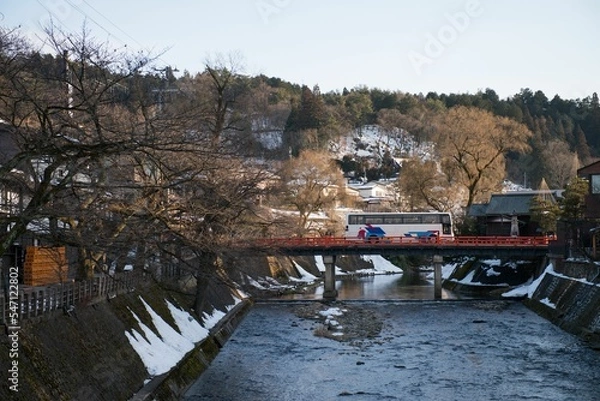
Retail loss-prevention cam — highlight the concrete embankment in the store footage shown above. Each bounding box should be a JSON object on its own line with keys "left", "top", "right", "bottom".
{"left": 525, "top": 260, "right": 600, "bottom": 347}
{"left": 0, "top": 277, "right": 252, "bottom": 401}
{"left": 130, "top": 299, "right": 253, "bottom": 401}
{"left": 0, "top": 253, "right": 321, "bottom": 401}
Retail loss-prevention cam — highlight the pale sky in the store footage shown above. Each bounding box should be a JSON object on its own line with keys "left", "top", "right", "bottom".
{"left": 2, "top": 0, "right": 599, "bottom": 100}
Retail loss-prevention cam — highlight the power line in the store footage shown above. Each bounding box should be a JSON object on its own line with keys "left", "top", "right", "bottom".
{"left": 34, "top": 0, "right": 85, "bottom": 45}
{"left": 79, "top": 0, "right": 146, "bottom": 50}
{"left": 35, "top": 0, "right": 176, "bottom": 71}
{"left": 63, "top": 0, "right": 128, "bottom": 45}
{"left": 69, "top": 0, "right": 176, "bottom": 69}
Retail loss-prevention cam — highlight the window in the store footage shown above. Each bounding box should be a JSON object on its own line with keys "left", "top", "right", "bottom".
{"left": 384, "top": 215, "right": 404, "bottom": 224}
{"left": 592, "top": 175, "right": 600, "bottom": 194}
{"left": 348, "top": 215, "right": 363, "bottom": 225}
{"left": 421, "top": 214, "right": 439, "bottom": 224}
{"left": 403, "top": 215, "right": 421, "bottom": 224}
{"left": 365, "top": 215, "right": 383, "bottom": 224}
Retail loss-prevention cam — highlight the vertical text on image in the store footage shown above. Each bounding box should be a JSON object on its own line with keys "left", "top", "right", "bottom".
{"left": 7, "top": 266, "right": 20, "bottom": 392}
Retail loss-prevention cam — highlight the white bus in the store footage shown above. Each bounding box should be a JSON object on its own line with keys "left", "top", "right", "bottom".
{"left": 346, "top": 212, "right": 454, "bottom": 240}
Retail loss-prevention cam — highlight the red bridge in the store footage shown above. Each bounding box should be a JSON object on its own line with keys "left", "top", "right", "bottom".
{"left": 251, "top": 235, "right": 551, "bottom": 258}
{"left": 248, "top": 235, "right": 552, "bottom": 300}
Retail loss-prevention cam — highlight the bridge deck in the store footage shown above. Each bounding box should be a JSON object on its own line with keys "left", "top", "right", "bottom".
{"left": 250, "top": 236, "right": 550, "bottom": 258}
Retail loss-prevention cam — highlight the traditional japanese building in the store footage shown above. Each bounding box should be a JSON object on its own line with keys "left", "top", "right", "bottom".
{"left": 468, "top": 190, "right": 560, "bottom": 236}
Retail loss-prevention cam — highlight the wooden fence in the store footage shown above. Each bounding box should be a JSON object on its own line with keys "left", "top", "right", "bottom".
{"left": 0, "top": 267, "right": 181, "bottom": 325}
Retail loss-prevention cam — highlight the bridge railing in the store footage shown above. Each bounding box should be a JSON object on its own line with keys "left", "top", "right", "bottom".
{"left": 252, "top": 235, "right": 551, "bottom": 249}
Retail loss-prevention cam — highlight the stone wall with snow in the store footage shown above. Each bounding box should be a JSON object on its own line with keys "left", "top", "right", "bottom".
{"left": 522, "top": 263, "right": 600, "bottom": 346}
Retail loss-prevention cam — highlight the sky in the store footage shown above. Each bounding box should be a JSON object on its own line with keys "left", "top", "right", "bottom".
{"left": 2, "top": 0, "right": 599, "bottom": 100}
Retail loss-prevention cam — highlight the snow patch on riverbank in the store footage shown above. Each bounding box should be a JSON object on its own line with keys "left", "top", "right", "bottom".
{"left": 503, "top": 262, "right": 600, "bottom": 300}
{"left": 502, "top": 264, "right": 554, "bottom": 298}
{"left": 359, "top": 255, "right": 403, "bottom": 274}
{"left": 125, "top": 297, "right": 230, "bottom": 377}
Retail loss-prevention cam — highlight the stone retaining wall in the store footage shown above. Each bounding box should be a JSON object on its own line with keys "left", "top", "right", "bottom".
{"left": 553, "top": 260, "right": 600, "bottom": 282}
{"left": 525, "top": 270, "right": 600, "bottom": 347}
{"left": 132, "top": 299, "right": 254, "bottom": 401}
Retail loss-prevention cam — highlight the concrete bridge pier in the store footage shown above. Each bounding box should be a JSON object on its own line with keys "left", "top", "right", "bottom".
{"left": 322, "top": 255, "right": 338, "bottom": 300}
{"left": 433, "top": 255, "right": 443, "bottom": 300}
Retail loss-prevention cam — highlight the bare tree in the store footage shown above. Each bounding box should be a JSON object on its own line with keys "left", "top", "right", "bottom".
{"left": 0, "top": 25, "right": 170, "bottom": 277}
{"left": 436, "top": 106, "right": 532, "bottom": 207}
{"left": 397, "top": 157, "right": 458, "bottom": 212}
{"left": 540, "top": 139, "right": 579, "bottom": 188}
{"left": 279, "top": 150, "right": 345, "bottom": 236}
{"left": 0, "top": 26, "right": 273, "bottom": 300}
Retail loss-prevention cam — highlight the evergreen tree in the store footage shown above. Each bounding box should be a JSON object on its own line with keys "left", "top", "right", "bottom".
{"left": 560, "top": 176, "right": 588, "bottom": 221}
{"left": 574, "top": 124, "right": 592, "bottom": 165}
{"left": 529, "top": 179, "right": 560, "bottom": 235}
{"left": 284, "top": 85, "right": 328, "bottom": 154}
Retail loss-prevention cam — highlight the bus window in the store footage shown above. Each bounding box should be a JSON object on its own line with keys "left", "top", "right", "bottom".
{"left": 421, "top": 214, "right": 439, "bottom": 224}
{"left": 348, "top": 215, "right": 360, "bottom": 225}
{"left": 403, "top": 215, "right": 421, "bottom": 224}
{"left": 365, "top": 215, "right": 383, "bottom": 224}
{"left": 384, "top": 215, "right": 403, "bottom": 224}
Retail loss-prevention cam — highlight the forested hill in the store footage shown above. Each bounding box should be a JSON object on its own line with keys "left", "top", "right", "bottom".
{"left": 276, "top": 82, "right": 599, "bottom": 190}
{"left": 5, "top": 49, "right": 600, "bottom": 190}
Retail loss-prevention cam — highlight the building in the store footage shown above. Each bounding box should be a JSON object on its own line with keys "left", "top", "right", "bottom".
{"left": 347, "top": 180, "right": 396, "bottom": 211}
{"left": 577, "top": 160, "right": 600, "bottom": 219}
{"left": 468, "top": 191, "right": 560, "bottom": 236}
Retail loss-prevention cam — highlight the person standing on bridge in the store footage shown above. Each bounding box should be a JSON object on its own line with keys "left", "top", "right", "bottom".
{"left": 358, "top": 227, "right": 366, "bottom": 240}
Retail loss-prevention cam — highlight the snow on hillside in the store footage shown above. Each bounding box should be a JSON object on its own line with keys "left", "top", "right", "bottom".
{"left": 329, "top": 125, "right": 434, "bottom": 162}
{"left": 255, "top": 130, "right": 283, "bottom": 150}
{"left": 252, "top": 122, "right": 433, "bottom": 163}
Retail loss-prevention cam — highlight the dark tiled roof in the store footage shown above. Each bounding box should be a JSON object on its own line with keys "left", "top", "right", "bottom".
{"left": 578, "top": 160, "right": 600, "bottom": 176}
{"left": 485, "top": 191, "right": 557, "bottom": 216}
{"left": 467, "top": 203, "right": 488, "bottom": 217}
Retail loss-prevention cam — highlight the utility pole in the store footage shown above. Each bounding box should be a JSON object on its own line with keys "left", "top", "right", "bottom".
{"left": 63, "top": 50, "right": 73, "bottom": 117}
{"left": 151, "top": 66, "right": 179, "bottom": 114}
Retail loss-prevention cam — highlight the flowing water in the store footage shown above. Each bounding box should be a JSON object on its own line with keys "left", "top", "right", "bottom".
{"left": 278, "top": 271, "right": 469, "bottom": 301}
{"left": 183, "top": 300, "right": 600, "bottom": 401}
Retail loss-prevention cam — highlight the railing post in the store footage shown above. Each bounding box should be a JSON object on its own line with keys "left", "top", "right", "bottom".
{"left": 49, "top": 287, "right": 55, "bottom": 312}
{"left": 24, "top": 292, "right": 30, "bottom": 320}
{"left": 433, "top": 255, "right": 443, "bottom": 300}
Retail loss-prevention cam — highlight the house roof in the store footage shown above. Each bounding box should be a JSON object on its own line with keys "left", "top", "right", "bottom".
{"left": 348, "top": 181, "right": 387, "bottom": 190}
{"left": 467, "top": 203, "right": 488, "bottom": 217}
{"left": 475, "top": 191, "right": 559, "bottom": 216}
{"left": 577, "top": 159, "right": 600, "bottom": 176}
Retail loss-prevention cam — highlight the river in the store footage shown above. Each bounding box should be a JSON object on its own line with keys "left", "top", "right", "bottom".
{"left": 183, "top": 275, "right": 600, "bottom": 400}
{"left": 278, "top": 271, "right": 469, "bottom": 301}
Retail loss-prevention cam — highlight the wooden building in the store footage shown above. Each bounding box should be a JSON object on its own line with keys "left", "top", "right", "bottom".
{"left": 577, "top": 160, "right": 600, "bottom": 219}
{"left": 468, "top": 191, "right": 560, "bottom": 236}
